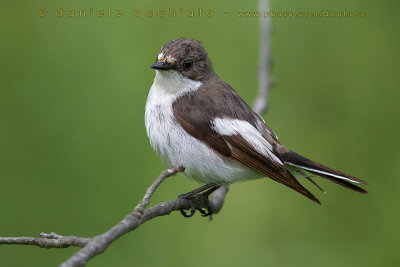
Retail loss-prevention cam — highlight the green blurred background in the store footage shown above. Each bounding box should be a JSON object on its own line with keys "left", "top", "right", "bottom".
{"left": 1, "top": 0, "right": 399, "bottom": 266}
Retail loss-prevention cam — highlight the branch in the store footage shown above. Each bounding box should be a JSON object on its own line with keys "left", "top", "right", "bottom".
{"left": 60, "top": 166, "right": 185, "bottom": 267}
{"left": 0, "top": 233, "right": 89, "bottom": 248}
{"left": 0, "top": 166, "right": 229, "bottom": 267}
{"left": 253, "top": 0, "right": 272, "bottom": 115}
{"left": 141, "top": 185, "right": 229, "bottom": 223}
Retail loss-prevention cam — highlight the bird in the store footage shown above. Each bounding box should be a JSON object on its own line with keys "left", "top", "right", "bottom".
{"left": 145, "top": 37, "right": 367, "bottom": 215}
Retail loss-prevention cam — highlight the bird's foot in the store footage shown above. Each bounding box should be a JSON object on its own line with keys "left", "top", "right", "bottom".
{"left": 178, "top": 184, "right": 220, "bottom": 219}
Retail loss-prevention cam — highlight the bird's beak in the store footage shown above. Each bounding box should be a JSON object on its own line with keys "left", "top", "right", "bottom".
{"left": 151, "top": 62, "right": 170, "bottom": 70}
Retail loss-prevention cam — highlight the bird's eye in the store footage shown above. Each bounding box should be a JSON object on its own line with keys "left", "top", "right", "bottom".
{"left": 182, "top": 60, "right": 193, "bottom": 70}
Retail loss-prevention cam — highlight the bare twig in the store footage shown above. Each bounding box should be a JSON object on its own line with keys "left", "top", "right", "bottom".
{"left": 0, "top": 166, "right": 228, "bottom": 267}
{"left": 253, "top": 0, "right": 272, "bottom": 115}
{"left": 61, "top": 166, "right": 228, "bottom": 267}
{"left": 60, "top": 166, "right": 185, "bottom": 267}
{"left": 0, "top": 233, "right": 89, "bottom": 248}
{"left": 141, "top": 185, "right": 229, "bottom": 223}
{"left": 208, "top": 185, "right": 229, "bottom": 213}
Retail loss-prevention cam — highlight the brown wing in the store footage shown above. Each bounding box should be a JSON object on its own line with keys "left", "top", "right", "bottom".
{"left": 173, "top": 91, "right": 320, "bottom": 204}
{"left": 223, "top": 134, "right": 320, "bottom": 204}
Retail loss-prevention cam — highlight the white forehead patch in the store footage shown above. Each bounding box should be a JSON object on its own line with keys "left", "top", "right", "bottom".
{"left": 157, "top": 53, "right": 176, "bottom": 64}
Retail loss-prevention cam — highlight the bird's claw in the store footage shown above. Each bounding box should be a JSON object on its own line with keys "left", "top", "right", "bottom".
{"left": 198, "top": 207, "right": 212, "bottom": 218}
{"left": 179, "top": 205, "right": 212, "bottom": 219}
{"left": 180, "top": 207, "right": 196, "bottom": 218}
{"left": 178, "top": 189, "right": 215, "bottom": 219}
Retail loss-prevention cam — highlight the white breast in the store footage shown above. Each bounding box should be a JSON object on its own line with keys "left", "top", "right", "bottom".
{"left": 145, "top": 70, "right": 260, "bottom": 184}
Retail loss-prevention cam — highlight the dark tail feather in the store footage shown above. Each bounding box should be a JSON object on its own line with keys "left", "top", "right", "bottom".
{"left": 305, "top": 176, "right": 326, "bottom": 193}
{"left": 288, "top": 166, "right": 326, "bottom": 193}
{"left": 306, "top": 170, "right": 367, "bottom": 193}
{"left": 280, "top": 149, "right": 368, "bottom": 194}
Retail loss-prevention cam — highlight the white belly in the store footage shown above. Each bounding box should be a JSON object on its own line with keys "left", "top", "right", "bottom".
{"left": 145, "top": 71, "right": 261, "bottom": 184}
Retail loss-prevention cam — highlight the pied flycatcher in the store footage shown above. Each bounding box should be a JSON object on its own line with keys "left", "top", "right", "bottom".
{"left": 145, "top": 38, "right": 367, "bottom": 212}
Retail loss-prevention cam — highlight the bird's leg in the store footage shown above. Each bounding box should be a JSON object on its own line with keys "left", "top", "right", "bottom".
{"left": 178, "top": 183, "right": 218, "bottom": 199}
{"left": 178, "top": 183, "right": 220, "bottom": 218}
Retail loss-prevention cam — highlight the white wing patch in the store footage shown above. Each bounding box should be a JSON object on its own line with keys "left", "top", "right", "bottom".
{"left": 212, "top": 118, "right": 283, "bottom": 165}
